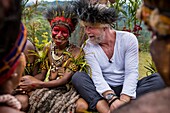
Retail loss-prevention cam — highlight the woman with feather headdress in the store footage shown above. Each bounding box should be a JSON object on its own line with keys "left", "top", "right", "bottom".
{"left": 17, "top": 4, "right": 89, "bottom": 113}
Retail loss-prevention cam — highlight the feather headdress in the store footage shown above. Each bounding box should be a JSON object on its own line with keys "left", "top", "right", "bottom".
{"left": 44, "top": 5, "right": 78, "bottom": 34}
{"left": 73, "top": 0, "right": 118, "bottom": 27}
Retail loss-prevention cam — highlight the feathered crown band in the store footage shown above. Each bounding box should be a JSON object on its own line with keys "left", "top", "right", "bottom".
{"left": 44, "top": 5, "right": 78, "bottom": 33}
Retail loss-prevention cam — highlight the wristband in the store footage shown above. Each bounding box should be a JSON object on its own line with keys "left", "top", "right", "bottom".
{"left": 108, "top": 96, "right": 119, "bottom": 107}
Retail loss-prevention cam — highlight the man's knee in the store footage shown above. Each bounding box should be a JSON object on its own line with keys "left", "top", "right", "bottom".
{"left": 72, "top": 72, "right": 81, "bottom": 83}
{"left": 76, "top": 98, "right": 88, "bottom": 113}
{"left": 150, "top": 73, "right": 166, "bottom": 88}
{"left": 72, "top": 72, "right": 88, "bottom": 85}
{"left": 137, "top": 73, "right": 166, "bottom": 97}
{"left": 15, "top": 94, "right": 29, "bottom": 111}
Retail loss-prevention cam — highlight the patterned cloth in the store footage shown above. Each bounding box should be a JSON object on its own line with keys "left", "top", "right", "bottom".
{"left": 0, "top": 23, "right": 27, "bottom": 84}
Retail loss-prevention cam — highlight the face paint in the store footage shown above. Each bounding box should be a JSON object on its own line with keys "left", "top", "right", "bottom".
{"left": 52, "top": 25, "right": 69, "bottom": 46}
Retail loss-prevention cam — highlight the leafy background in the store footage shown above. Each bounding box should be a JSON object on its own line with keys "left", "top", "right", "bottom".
{"left": 22, "top": 0, "right": 157, "bottom": 79}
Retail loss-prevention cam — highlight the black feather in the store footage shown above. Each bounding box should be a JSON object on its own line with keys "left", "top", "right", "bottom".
{"left": 44, "top": 4, "right": 78, "bottom": 32}
{"left": 73, "top": 0, "right": 118, "bottom": 25}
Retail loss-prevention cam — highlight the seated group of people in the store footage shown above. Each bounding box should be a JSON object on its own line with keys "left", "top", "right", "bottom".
{"left": 0, "top": 0, "right": 169, "bottom": 113}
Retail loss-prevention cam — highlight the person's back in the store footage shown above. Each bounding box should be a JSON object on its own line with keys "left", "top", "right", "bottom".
{"left": 0, "top": 0, "right": 27, "bottom": 113}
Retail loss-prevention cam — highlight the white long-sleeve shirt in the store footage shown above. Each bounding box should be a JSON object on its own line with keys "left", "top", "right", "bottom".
{"left": 83, "top": 31, "right": 139, "bottom": 99}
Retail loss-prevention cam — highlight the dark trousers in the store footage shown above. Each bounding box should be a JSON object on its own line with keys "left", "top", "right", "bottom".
{"left": 71, "top": 72, "right": 166, "bottom": 110}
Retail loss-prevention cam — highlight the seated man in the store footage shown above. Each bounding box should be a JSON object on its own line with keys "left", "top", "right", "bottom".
{"left": 72, "top": 0, "right": 166, "bottom": 113}
{"left": 18, "top": 4, "right": 88, "bottom": 113}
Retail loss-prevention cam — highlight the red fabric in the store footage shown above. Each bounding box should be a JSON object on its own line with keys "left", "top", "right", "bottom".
{"left": 0, "top": 23, "right": 27, "bottom": 85}
{"left": 0, "top": 61, "right": 19, "bottom": 85}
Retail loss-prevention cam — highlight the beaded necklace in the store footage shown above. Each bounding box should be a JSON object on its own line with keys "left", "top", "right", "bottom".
{"left": 51, "top": 42, "right": 70, "bottom": 73}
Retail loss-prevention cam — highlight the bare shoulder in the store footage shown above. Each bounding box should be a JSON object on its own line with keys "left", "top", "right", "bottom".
{"left": 25, "top": 40, "right": 35, "bottom": 51}
{"left": 70, "top": 44, "right": 84, "bottom": 58}
{"left": 44, "top": 42, "right": 51, "bottom": 50}
{"left": 43, "top": 42, "right": 51, "bottom": 54}
{"left": 0, "top": 106, "right": 24, "bottom": 113}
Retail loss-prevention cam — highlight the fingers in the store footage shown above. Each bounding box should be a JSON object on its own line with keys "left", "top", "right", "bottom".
{"left": 15, "top": 88, "right": 23, "bottom": 92}
{"left": 19, "top": 85, "right": 31, "bottom": 91}
{"left": 110, "top": 99, "right": 125, "bottom": 110}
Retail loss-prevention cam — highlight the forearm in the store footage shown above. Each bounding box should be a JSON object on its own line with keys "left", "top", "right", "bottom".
{"left": 40, "top": 71, "right": 72, "bottom": 88}
{"left": 109, "top": 94, "right": 131, "bottom": 112}
{"left": 123, "top": 33, "right": 139, "bottom": 98}
{"left": 40, "top": 77, "right": 68, "bottom": 88}
{"left": 120, "top": 94, "right": 131, "bottom": 103}
{"left": 34, "top": 70, "right": 47, "bottom": 81}
{"left": 34, "top": 73, "right": 45, "bottom": 81}
{"left": 122, "top": 71, "right": 138, "bottom": 98}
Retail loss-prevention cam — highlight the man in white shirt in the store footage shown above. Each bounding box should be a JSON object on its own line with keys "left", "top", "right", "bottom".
{"left": 72, "top": 0, "right": 165, "bottom": 112}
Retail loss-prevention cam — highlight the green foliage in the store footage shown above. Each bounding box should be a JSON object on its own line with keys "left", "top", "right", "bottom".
{"left": 62, "top": 47, "right": 92, "bottom": 77}
{"left": 144, "top": 60, "right": 157, "bottom": 76}
{"left": 139, "top": 42, "right": 150, "bottom": 52}
{"left": 111, "top": 0, "right": 142, "bottom": 30}
{"left": 22, "top": 1, "right": 91, "bottom": 78}
{"left": 110, "top": 0, "right": 152, "bottom": 52}
{"left": 139, "top": 52, "right": 150, "bottom": 79}
{"left": 28, "top": 46, "right": 49, "bottom": 68}
{"left": 22, "top": 0, "right": 51, "bottom": 50}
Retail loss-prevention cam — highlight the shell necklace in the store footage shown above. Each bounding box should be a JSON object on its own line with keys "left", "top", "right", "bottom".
{"left": 51, "top": 42, "right": 70, "bottom": 72}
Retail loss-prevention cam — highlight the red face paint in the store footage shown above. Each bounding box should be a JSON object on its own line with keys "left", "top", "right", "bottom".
{"left": 52, "top": 25, "right": 69, "bottom": 46}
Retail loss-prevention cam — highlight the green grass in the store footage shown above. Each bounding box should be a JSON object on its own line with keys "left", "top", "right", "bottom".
{"left": 139, "top": 51, "right": 152, "bottom": 79}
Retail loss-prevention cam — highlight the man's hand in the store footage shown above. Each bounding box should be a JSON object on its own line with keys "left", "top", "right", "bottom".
{"left": 109, "top": 98, "right": 126, "bottom": 111}
{"left": 19, "top": 75, "right": 43, "bottom": 91}
{"left": 110, "top": 94, "right": 131, "bottom": 111}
